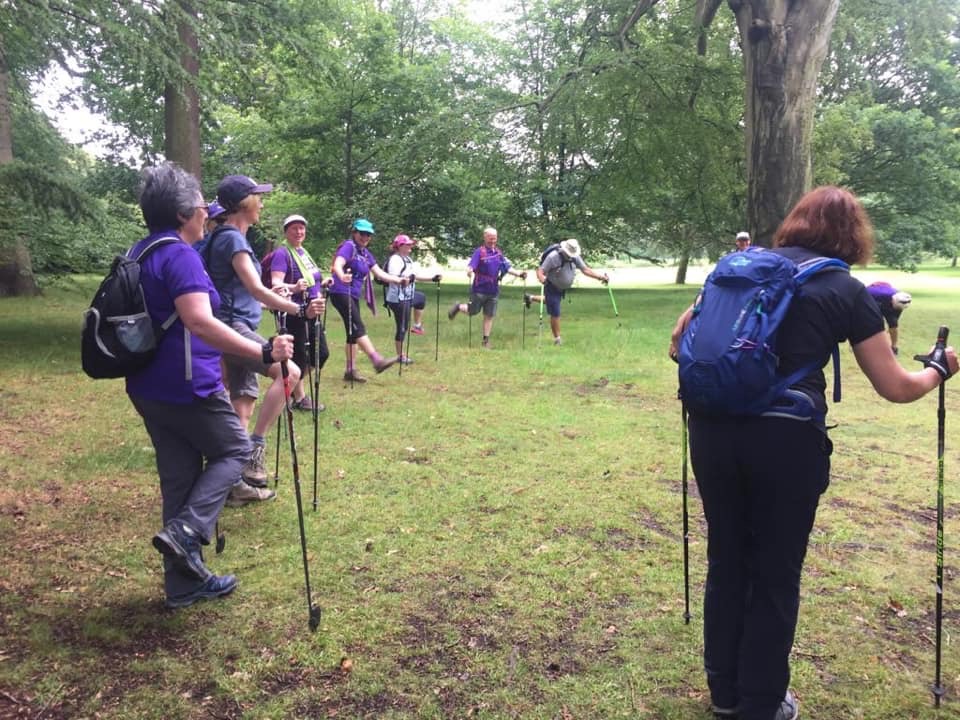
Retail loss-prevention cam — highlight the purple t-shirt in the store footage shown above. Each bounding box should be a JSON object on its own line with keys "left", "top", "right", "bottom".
{"left": 125, "top": 230, "right": 226, "bottom": 404}
{"left": 328, "top": 240, "right": 377, "bottom": 299}
{"left": 269, "top": 245, "right": 323, "bottom": 302}
{"left": 469, "top": 246, "right": 511, "bottom": 296}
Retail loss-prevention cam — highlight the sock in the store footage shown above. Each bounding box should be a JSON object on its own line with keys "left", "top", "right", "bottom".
{"left": 250, "top": 434, "right": 265, "bottom": 447}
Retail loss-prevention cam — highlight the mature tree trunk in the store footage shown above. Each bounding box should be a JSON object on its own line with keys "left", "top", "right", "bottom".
{"left": 164, "top": 2, "right": 201, "bottom": 178}
{"left": 675, "top": 245, "right": 691, "bottom": 285}
{"left": 729, "top": 0, "right": 840, "bottom": 246}
{"left": 0, "top": 49, "right": 41, "bottom": 296}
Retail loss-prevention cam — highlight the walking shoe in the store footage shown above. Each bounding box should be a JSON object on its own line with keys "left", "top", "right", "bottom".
{"left": 711, "top": 704, "right": 738, "bottom": 718}
{"left": 343, "top": 370, "right": 367, "bottom": 383}
{"left": 481, "top": 338, "right": 491, "bottom": 349}
{"left": 152, "top": 520, "right": 211, "bottom": 581}
{"left": 774, "top": 691, "right": 798, "bottom": 720}
{"left": 225, "top": 481, "right": 276, "bottom": 508}
{"left": 553, "top": 336, "right": 562, "bottom": 346}
{"left": 448, "top": 303, "right": 460, "bottom": 320}
{"left": 292, "top": 396, "right": 315, "bottom": 412}
{"left": 374, "top": 355, "right": 399, "bottom": 374}
{"left": 411, "top": 325, "right": 424, "bottom": 335}
{"left": 165, "top": 573, "right": 238, "bottom": 609}
{"left": 241, "top": 444, "right": 268, "bottom": 487}
{"left": 400, "top": 356, "right": 414, "bottom": 365}
{"left": 523, "top": 293, "right": 532, "bottom": 309}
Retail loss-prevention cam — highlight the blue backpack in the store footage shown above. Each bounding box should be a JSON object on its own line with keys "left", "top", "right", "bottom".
{"left": 678, "top": 248, "right": 849, "bottom": 419}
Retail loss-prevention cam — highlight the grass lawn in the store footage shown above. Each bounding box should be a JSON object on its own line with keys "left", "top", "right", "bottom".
{"left": 0, "top": 264, "right": 958, "bottom": 719}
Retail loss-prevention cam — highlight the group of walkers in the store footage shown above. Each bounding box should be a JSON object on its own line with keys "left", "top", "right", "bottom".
{"left": 121, "top": 162, "right": 957, "bottom": 720}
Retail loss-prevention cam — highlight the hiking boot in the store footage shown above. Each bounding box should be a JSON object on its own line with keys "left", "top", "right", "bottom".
{"left": 523, "top": 293, "right": 532, "bottom": 309}
{"left": 292, "top": 396, "right": 314, "bottom": 412}
{"left": 411, "top": 325, "right": 424, "bottom": 335}
{"left": 374, "top": 355, "right": 399, "bottom": 374}
{"left": 225, "top": 481, "right": 276, "bottom": 508}
{"left": 448, "top": 303, "right": 460, "bottom": 320}
{"left": 152, "top": 520, "right": 211, "bottom": 581}
{"left": 241, "top": 444, "right": 268, "bottom": 487}
{"left": 343, "top": 370, "right": 367, "bottom": 383}
{"left": 774, "top": 691, "right": 798, "bottom": 720}
{"left": 165, "top": 573, "right": 239, "bottom": 609}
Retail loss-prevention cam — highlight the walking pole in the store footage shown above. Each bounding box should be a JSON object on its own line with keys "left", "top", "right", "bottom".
{"left": 276, "top": 311, "right": 322, "bottom": 632}
{"left": 434, "top": 277, "right": 441, "bottom": 362}
{"left": 916, "top": 326, "right": 950, "bottom": 707}
{"left": 398, "top": 291, "right": 410, "bottom": 377}
{"left": 215, "top": 519, "right": 225, "bottom": 554}
{"left": 403, "top": 292, "right": 413, "bottom": 371}
{"left": 680, "top": 398, "right": 691, "bottom": 625}
{"left": 273, "top": 415, "right": 282, "bottom": 486}
{"left": 538, "top": 285, "right": 544, "bottom": 348}
{"left": 347, "top": 292, "right": 355, "bottom": 389}
{"left": 607, "top": 284, "right": 619, "bottom": 318}
{"left": 522, "top": 275, "right": 527, "bottom": 349}
{"left": 312, "top": 306, "right": 322, "bottom": 512}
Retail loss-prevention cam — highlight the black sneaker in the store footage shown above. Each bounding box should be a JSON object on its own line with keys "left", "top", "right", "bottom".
{"left": 448, "top": 303, "right": 460, "bottom": 320}
{"left": 523, "top": 293, "right": 532, "bottom": 309}
{"left": 152, "top": 520, "right": 211, "bottom": 581}
{"left": 165, "top": 573, "right": 238, "bottom": 609}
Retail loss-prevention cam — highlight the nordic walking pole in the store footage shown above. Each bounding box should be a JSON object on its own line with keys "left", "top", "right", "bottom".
{"left": 521, "top": 274, "right": 527, "bottom": 349}
{"left": 607, "top": 283, "right": 619, "bottom": 317}
{"left": 277, "top": 311, "right": 322, "bottom": 631}
{"left": 311, "top": 303, "right": 322, "bottom": 512}
{"left": 399, "top": 290, "right": 410, "bottom": 377}
{"left": 347, "top": 289, "right": 355, "bottom": 389}
{"left": 681, "top": 398, "right": 691, "bottom": 624}
{"left": 915, "top": 325, "right": 950, "bottom": 707}
{"left": 273, "top": 415, "right": 282, "bottom": 486}
{"left": 434, "top": 277, "right": 441, "bottom": 362}
{"left": 538, "top": 285, "right": 545, "bottom": 348}
{"left": 404, "top": 287, "right": 413, "bottom": 369}
{"left": 215, "top": 519, "right": 225, "bottom": 554}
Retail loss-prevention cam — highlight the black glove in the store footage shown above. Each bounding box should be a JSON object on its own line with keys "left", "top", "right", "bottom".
{"left": 915, "top": 346, "right": 952, "bottom": 381}
{"left": 261, "top": 339, "right": 275, "bottom": 365}
{"left": 297, "top": 302, "right": 309, "bottom": 319}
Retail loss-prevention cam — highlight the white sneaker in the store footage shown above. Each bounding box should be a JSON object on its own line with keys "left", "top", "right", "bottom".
{"left": 225, "top": 480, "right": 276, "bottom": 508}
{"left": 554, "top": 336, "right": 563, "bottom": 346}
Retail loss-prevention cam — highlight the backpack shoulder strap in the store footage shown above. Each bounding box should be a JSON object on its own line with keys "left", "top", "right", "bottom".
{"left": 131, "top": 236, "right": 179, "bottom": 262}
{"left": 793, "top": 255, "right": 849, "bottom": 403}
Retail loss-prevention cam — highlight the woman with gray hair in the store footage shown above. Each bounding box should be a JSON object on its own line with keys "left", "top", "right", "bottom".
{"left": 127, "top": 162, "right": 295, "bottom": 609}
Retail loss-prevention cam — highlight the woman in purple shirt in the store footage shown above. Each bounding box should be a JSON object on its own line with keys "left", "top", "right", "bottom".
{"left": 328, "top": 218, "right": 408, "bottom": 382}
{"left": 127, "top": 163, "right": 294, "bottom": 610}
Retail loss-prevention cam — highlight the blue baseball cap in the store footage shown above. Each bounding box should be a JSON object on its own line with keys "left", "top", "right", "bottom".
{"left": 216, "top": 174, "right": 273, "bottom": 211}
{"left": 352, "top": 218, "right": 375, "bottom": 234}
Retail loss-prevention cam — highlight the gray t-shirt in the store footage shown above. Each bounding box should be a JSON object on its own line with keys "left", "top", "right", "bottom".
{"left": 206, "top": 226, "right": 262, "bottom": 329}
{"left": 541, "top": 249, "right": 586, "bottom": 290}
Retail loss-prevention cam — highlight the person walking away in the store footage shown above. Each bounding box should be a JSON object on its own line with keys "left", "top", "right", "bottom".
{"left": 523, "top": 238, "right": 608, "bottom": 346}
{"left": 127, "top": 163, "right": 295, "bottom": 608}
{"left": 384, "top": 234, "right": 441, "bottom": 363}
{"left": 328, "top": 218, "right": 406, "bottom": 382}
{"left": 269, "top": 214, "right": 331, "bottom": 409}
{"left": 735, "top": 231, "right": 751, "bottom": 251}
{"left": 448, "top": 227, "right": 526, "bottom": 348}
{"left": 866, "top": 281, "right": 912, "bottom": 356}
{"left": 668, "top": 186, "right": 957, "bottom": 720}
{"left": 206, "top": 175, "right": 324, "bottom": 505}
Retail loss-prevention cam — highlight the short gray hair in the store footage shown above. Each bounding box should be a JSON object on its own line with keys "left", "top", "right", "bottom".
{"left": 139, "top": 163, "right": 201, "bottom": 232}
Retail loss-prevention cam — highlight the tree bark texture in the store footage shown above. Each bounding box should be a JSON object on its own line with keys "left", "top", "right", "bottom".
{"left": 164, "top": 3, "right": 201, "bottom": 178}
{"left": 731, "top": 0, "right": 839, "bottom": 246}
{"left": 0, "top": 48, "right": 40, "bottom": 296}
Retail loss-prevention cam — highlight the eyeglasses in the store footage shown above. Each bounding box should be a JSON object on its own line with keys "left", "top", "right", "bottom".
{"left": 357, "top": 231, "right": 372, "bottom": 237}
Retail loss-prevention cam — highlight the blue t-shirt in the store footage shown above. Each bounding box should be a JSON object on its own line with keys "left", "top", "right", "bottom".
{"left": 270, "top": 245, "right": 323, "bottom": 303}
{"left": 125, "top": 231, "right": 226, "bottom": 404}
{"left": 206, "top": 225, "right": 262, "bottom": 329}
{"left": 328, "top": 239, "right": 378, "bottom": 299}
{"left": 469, "top": 246, "right": 511, "bottom": 296}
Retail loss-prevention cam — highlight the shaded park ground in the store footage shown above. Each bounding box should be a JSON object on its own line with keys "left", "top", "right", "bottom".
{"left": 1, "top": 265, "right": 958, "bottom": 719}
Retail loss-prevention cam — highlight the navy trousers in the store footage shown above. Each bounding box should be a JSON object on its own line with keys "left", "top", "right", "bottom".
{"left": 688, "top": 414, "right": 832, "bottom": 720}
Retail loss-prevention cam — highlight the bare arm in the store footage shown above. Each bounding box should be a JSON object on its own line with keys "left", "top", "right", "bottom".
{"left": 583, "top": 266, "right": 609, "bottom": 283}
{"left": 233, "top": 253, "right": 300, "bottom": 314}
{"left": 174, "top": 292, "right": 293, "bottom": 361}
{"left": 852, "top": 331, "right": 956, "bottom": 403}
{"left": 668, "top": 303, "right": 697, "bottom": 360}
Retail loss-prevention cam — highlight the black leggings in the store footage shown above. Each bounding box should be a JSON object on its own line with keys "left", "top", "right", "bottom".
{"left": 285, "top": 314, "right": 329, "bottom": 371}
{"left": 386, "top": 291, "right": 426, "bottom": 341}
{"left": 329, "top": 292, "right": 366, "bottom": 343}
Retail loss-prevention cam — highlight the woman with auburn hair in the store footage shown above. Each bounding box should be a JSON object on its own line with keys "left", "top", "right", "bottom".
{"left": 668, "top": 186, "right": 957, "bottom": 720}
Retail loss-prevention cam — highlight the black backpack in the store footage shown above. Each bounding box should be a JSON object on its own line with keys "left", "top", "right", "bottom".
{"left": 81, "top": 237, "right": 180, "bottom": 379}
